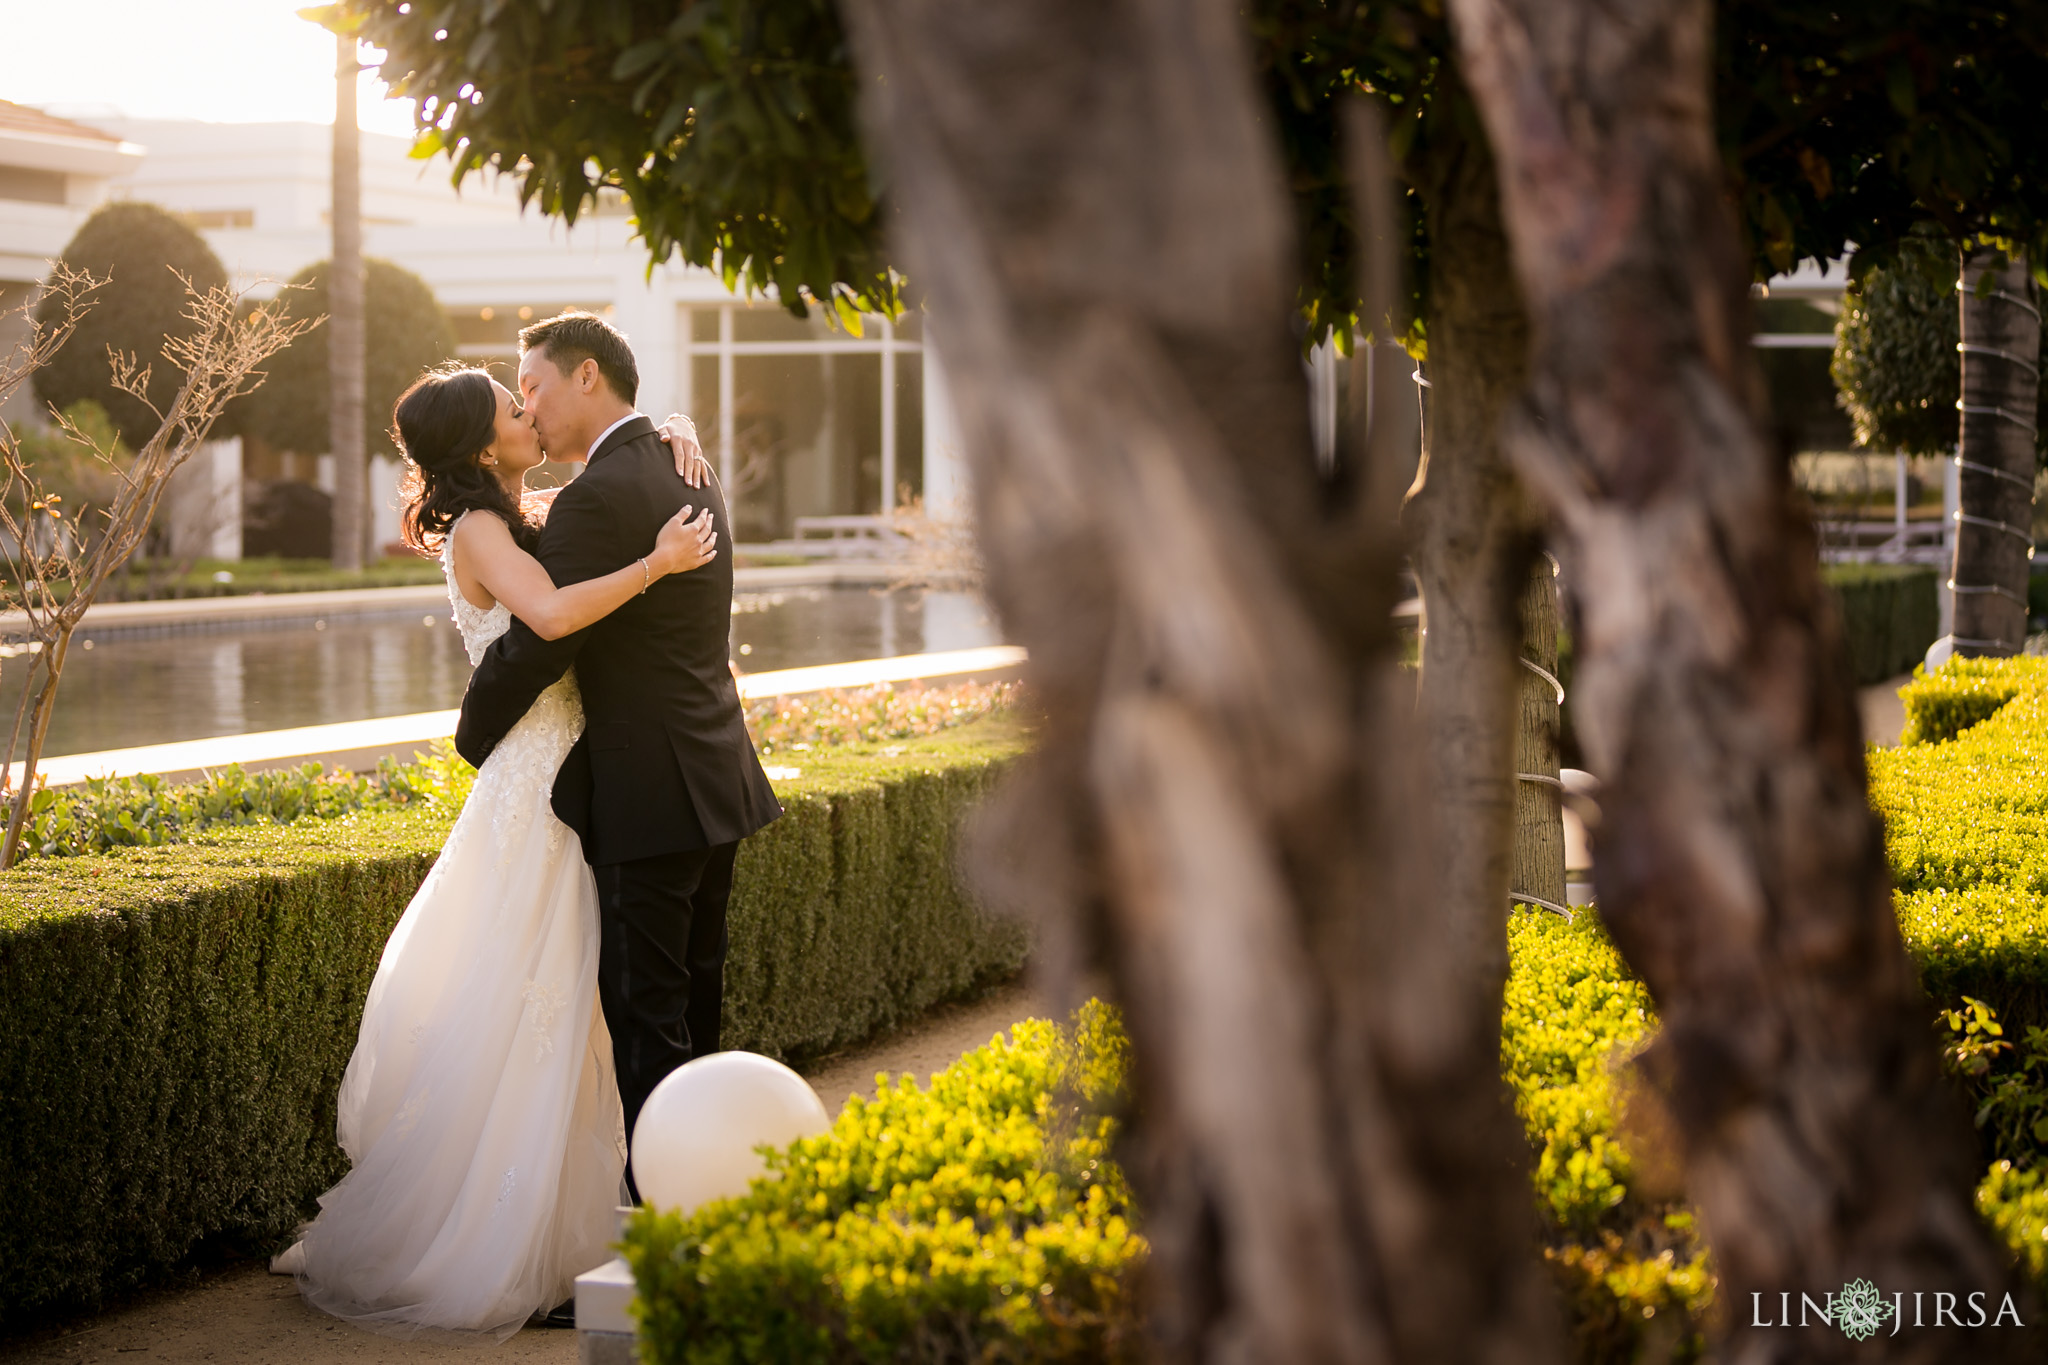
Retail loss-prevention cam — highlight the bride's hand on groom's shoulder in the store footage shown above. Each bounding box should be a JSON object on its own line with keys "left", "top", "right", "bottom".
{"left": 659, "top": 415, "right": 713, "bottom": 488}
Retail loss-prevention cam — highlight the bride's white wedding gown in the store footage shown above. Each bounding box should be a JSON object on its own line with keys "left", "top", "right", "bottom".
{"left": 287, "top": 522, "right": 625, "bottom": 1337}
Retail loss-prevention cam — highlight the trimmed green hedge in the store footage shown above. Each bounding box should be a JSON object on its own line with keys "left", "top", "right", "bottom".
{"left": 1823, "top": 563, "right": 1940, "bottom": 686}
{"left": 624, "top": 1002, "right": 1140, "bottom": 1364}
{"left": 1895, "top": 657, "right": 2037, "bottom": 745}
{"left": 719, "top": 721, "right": 1031, "bottom": 1061}
{"left": 0, "top": 811, "right": 445, "bottom": 1323}
{"left": 0, "top": 716, "right": 1029, "bottom": 1324}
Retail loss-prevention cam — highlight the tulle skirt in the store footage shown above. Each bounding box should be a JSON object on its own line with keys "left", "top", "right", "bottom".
{"left": 290, "top": 676, "right": 625, "bottom": 1338}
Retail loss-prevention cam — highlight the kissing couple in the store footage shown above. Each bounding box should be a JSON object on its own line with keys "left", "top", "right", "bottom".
{"left": 271, "top": 310, "right": 782, "bottom": 1337}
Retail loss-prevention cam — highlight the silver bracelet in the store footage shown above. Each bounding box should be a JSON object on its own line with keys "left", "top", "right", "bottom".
{"left": 638, "top": 557, "right": 650, "bottom": 594}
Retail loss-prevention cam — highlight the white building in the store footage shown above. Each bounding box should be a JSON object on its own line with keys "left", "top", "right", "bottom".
{"left": 5, "top": 114, "right": 964, "bottom": 554}
{"left": 0, "top": 101, "right": 144, "bottom": 431}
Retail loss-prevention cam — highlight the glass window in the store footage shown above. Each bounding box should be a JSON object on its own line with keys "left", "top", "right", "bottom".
{"left": 893, "top": 353, "right": 924, "bottom": 504}
{"left": 725, "top": 352, "right": 883, "bottom": 541}
{"left": 690, "top": 352, "right": 720, "bottom": 432}
{"left": 684, "top": 298, "right": 925, "bottom": 540}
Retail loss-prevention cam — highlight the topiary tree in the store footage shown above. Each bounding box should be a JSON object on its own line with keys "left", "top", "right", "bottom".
{"left": 1835, "top": 237, "right": 2048, "bottom": 463}
{"left": 1833, "top": 235, "right": 1964, "bottom": 458}
{"left": 239, "top": 257, "right": 456, "bottom": 459}
{"left": 30, "top": 204, "right": 230, "bottom": 451}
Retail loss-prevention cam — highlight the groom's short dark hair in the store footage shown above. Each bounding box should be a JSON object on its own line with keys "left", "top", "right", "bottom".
{"left": 519, "top": 310, "right": 639, "bottom": 405}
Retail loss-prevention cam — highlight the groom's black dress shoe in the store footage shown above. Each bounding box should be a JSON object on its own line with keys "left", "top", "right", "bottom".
{"left": 531, "top": 1299, "right": 576, "bottom": 1329}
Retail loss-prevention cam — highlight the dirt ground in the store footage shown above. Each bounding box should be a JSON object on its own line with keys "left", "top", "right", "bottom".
{"left": 0, "top": 982, "right": 1046, "bottom": 1365}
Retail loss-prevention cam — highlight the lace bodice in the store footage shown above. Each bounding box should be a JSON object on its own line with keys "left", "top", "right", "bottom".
{"left": 435, "top": 510, "right": 585, "bottom": 868}
{"left": 442, "top": 515, "right": 513, "bottom": 665}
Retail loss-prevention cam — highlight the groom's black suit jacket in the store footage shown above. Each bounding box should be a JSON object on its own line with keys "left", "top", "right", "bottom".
{"left": 454, "top": 415, "right": 780, "bottom": 865}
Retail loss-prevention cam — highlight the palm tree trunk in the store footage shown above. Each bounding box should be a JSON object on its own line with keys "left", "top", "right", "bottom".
{"left": 1512, "top": 560, "right": 1565, "bottom": 910}
{"left": 1950, "top": 249, "right": 2039, "bottom": 656}
{"left": 329, "top": 33, "right": 366, "bottom": 572}
{"left": 1448, "top": 0, "right": 2035, "bottom": 1358}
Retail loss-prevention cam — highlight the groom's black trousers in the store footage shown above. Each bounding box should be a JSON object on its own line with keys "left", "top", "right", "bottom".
{"left": 596, "top": 839, "right": 738, "bottom": 1183}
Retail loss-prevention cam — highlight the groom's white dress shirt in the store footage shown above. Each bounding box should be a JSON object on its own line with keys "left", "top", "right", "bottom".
{"left": 586, "top": 412, "right": 645, "bottom": 462}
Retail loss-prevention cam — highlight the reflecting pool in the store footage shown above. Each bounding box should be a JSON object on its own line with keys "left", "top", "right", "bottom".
{"left": 17, "top": 586, "right": 999, "bottom": 758}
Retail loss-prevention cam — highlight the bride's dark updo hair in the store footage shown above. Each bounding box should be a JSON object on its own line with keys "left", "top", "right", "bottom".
{"left": 393, "top": 366, "right": 538, "bottom": 554}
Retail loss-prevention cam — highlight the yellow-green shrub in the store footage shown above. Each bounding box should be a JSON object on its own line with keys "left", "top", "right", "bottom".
{"left": 1895, "top": 656, "right": 2048, "bottom": 745}
{"left": 1504, "top": 911, "right": 1713, "bottom": 1362}
{"left": 1978, "top": 1163, "right": 2048, "bottom": 1286}
{"left": 622, "top": 1002, "right": 1142, "bottom": 1365}
{"left": 1503, "top": 911, "right": 1658, "bottom": 1233}
{"left": 1872, "top": 661, "right": 2048, "bottom": 1035}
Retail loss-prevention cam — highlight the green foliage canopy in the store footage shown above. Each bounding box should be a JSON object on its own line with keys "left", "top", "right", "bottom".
{"left": 1717, "top": 2, "right": 2048, "bottom": 280}
{"left": 31, "top": 203, "right": 229, "bottom": 450}
{"left": 324, "top": 1, "right": 2048, "bottom": 352}
{"left": 323, "top": 0, "right": 891, "bottom": 323}
{"left": 240, "top": 258, "right": 455, "bottom": 457}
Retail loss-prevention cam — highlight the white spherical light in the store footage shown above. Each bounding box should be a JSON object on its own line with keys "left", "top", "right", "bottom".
{"left": 629, "top": 1052, "right": 832, "bottom": 1215}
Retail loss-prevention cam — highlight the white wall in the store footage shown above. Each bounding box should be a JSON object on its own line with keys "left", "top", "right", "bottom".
{"left": 74, "top": 117, "right": 971, "bottom": 552}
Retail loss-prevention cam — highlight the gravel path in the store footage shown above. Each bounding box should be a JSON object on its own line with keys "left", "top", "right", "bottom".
{"left": 0, "top": 982, "right": 1046, "bottom": 1365}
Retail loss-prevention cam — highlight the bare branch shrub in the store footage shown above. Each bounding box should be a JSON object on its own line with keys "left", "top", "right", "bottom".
{"left": 0, "top": 266, "right": 316, "bottom": 866}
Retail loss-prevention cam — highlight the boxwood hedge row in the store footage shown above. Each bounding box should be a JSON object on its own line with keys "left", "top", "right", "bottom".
{"left": 625, "top": 1002, "right": 1141, "bottom": 1365}
{"left": 1876, "top": 659, "right": 2048, "bottom": 1036}
{"left": 0, "top": 716, "right": 1029, "bottom": 1325}
{"left": 1823, "top": 563, "right": 1939, "bottom": 686}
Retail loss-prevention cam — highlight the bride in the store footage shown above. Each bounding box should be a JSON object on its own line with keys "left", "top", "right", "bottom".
{"left": 271, "top": 365, "right": 716, "bottom": 1337}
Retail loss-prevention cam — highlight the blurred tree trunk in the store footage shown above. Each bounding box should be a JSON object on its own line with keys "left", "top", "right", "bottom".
{"left": 843, "top": 3, "right": 1565, "bottom": 1361}
{"left": 1950, "top": 249, "right": 2038, "bottom": 656}
{"left": 1406, "top": 75, "right": 1560, "bottom": 978}
{"left": 329, "top": 32, "right": 366, "bottom": 572}
{"left": 1448, "top": 0, "right": 2033, "bottom": 1359}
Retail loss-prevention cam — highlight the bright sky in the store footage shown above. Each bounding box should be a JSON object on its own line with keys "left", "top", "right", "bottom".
{"left": 1, "top": 0, "right": 418, "bottom": 136}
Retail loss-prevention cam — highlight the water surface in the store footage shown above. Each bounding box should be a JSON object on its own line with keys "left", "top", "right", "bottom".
{"left": 19, "top": 586, "right": 999, "bottom": 758}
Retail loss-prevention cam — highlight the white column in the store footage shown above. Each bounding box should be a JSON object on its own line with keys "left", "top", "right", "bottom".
{"left": 718, "top": 306, "right": 736, "bottom": 491}
{"left": 879, "top": 315, "right": 898, "bottom": 515}
{"left": 921, "top": 334, "right": 966, "bottom": 520}
{"left": 674, "top": 303, "right": 694, "bottom": 425}
{"left": 616, "top": 269, "right": 680, "bottom": 419}
{"left": 167, "top": 438, "right": 244, "bottom": 561}
{"left": 208, "top": 437, "right": 242, "bottom": 560}
{"left": 1308, "top": 340, "right": 1338, "bottom": 473}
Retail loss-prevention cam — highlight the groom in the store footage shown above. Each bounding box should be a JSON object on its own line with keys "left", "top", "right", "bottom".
{"left": 454, "top": 311, "right": 781, "bottom": 1187}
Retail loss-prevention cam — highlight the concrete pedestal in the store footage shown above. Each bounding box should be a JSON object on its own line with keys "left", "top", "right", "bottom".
{"left": 575, "top": 1256, "right": 637, "bottom": 1364}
